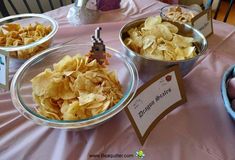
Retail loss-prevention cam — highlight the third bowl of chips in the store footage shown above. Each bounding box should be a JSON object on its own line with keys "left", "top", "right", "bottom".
{"left": 160, "top": 5, "right": 200, "bottom": 24}
{"left": 119, "top": 16, "right": 207, "bottom": 82}
{"left": 0, "top": 13, "right": 58, "bottom": 59}
{"left": 10, "top": 44, "right": 138, "bottom": 129}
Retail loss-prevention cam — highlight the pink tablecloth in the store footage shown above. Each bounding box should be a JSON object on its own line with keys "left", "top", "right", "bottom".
{"left": 1, "top": 1, "right": 235, "bottom": 160}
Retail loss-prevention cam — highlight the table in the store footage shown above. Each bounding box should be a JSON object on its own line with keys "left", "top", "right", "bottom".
{"left": 1, "top": 0, "right": 235, "bottom": 159}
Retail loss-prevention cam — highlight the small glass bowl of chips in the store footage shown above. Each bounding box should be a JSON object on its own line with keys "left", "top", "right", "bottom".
{"left": 160, "top": 5, "right": 200, "bottom": 24}
{"left": 0, "top": 13, "right": 58, "bottom": 59}
{"left": 10, "top": 44, "right": 138, "bottom": 129}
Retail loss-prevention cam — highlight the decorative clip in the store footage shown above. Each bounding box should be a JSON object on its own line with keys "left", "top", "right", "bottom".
{"left": 89, "top": 27, "right": 108, "bottom": 65}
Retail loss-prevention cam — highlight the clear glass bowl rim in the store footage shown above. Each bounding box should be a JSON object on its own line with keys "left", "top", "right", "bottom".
{"left": 0, "top": 13, "right": 58, "bottom": 52}
{"left": 10, "top": 44, "right": 139, "bottom": 129}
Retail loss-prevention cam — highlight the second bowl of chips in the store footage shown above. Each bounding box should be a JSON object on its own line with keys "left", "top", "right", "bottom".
{"left": 119, "top": 16, "right": 207, "bottom": 82}
{"left": 10, "top": 44, "right": 138, "bottom": 129}
{"left": 0, "top": 13, "right": 58, "bottom": 59}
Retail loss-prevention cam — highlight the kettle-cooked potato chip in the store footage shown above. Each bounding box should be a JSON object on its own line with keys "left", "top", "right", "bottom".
{"left": 172, "top": 33, "right": 194, "bottom": 48}
{"left": 144, "top": 16, "right": 162, "bottom": 29}
{"left": 162, "top": 22, "right": 178, "bottom": 33}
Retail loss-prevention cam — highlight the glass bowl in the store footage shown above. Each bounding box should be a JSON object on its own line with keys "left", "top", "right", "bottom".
{"left": 10, "top": 44, "right": 139, "bottom": 129}
{"left": 0, "top": 13, "right": 58, "bottom": 59}
{"left": 160, "top": 4, "right": 200, "bottom": 25}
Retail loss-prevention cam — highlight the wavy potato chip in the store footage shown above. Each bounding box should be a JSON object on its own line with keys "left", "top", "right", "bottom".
{"left": 124, "top": 16, "right": 197, "bottom": 61}
{"left": 172, "top": 33, "right": 194, "bottom": 48}
{"left": 162, "top": 22, "right": 178, "bottom": 33}
{"left": 31, "top": 54, "right": 123, "bottom": 120}
{"left": 144, "top": 16, "right": 162, "bottom": 29}
{"left": 143, "top": 35, "right": 156, "bottom": 49}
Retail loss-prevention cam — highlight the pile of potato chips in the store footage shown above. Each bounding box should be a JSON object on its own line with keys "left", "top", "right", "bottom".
{"left": 31, "top": 54, "right": 123, "bottom": 120}
{"left": 0, "top": 23, "right": 52, "bottom": 59}
{"left": 124, "top": 16, "right": 197, "bottom": 61}
{"left": 165, "top": 6, "right": 196, "bottom": 24}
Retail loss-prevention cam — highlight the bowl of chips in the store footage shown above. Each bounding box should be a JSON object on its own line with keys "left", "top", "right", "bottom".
{"left": 0, "top": 13, "right": 58, "bottom": 59}
{"left": 10, "top": 44, "right": 138, "bottom": 129}
{"left": 160, "top": 5, "right": 200, "bottom": 24}
{"left": 119, "top": 16, "right": 207, "bottom": 82}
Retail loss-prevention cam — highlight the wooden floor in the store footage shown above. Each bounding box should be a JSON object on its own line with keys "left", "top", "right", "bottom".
{"left": 214, "top": 1, "right": 235, "bottom": 25}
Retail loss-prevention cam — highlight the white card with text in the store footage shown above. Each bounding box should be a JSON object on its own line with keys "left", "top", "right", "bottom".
{"left": 192, "top": 7, "right": 213, "bottom": 38}
{"left": 0, "top": 50, "right": 9, "bottom": 90}
{"left": 125, "top": 66, "right": 186, "bottom": 145}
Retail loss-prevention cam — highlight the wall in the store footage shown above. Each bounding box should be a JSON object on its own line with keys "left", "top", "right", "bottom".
{"left": 203, "top": 0, "right": 220, "bottom": 10}
{"left": 180, "top": 0, "right": 203, "bottom": 5}
{"left": 1, "top": 0, "right": 73, "bottom": 18}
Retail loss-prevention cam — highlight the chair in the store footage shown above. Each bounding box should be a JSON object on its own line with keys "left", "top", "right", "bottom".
{"left": 206, "top": 0, "right": 234, "bottom": 22}
{"left": 0, "top": 0, "right": 75, "bottom": 17}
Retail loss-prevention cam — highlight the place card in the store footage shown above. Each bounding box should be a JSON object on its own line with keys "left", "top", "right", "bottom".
{"left": 191, "top": 7, "right": 213, "bottom": 38}
{"left": 125, "top": 65, "right": 187, "bottom": 145}
{"left": 0, "top": 50, "right": 9, "bottom": 90}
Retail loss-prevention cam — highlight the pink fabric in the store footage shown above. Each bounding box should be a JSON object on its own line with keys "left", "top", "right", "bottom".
{"left": 1, "top": 0, "right": 235, "bottom": 160}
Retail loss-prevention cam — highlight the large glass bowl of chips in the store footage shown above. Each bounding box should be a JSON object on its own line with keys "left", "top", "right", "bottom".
{"left": 119, "top": 16, "right": 207, "bottom": 82}
{"left": 160, "top": 4, "right": 200, "bottom": 24}
{"left": 10, "top": 44, "right": 138, "bottom": 129}
{"left": 0, "top": 13, "right": 58, "bottom": 59}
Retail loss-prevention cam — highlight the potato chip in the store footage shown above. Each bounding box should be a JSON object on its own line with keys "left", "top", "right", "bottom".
{"left": 172, "top": 33, "right": 194, "bottom": 48}
{"left": 13, "top": 39, "right": 22, "bottom": 46}
{"left": 124, "top": 16, "right": 197, "bottom": 61}
{"left": 31, "top": 54, "right": 123, "bottom": 120}
{"left": 3, "top": 23, "right": 21, "bottom": 31}
{"left": 0, "top": 28, "right": 4, "bottom": 36}
{"left": 0, "top": 37, "right": 6, "bottom": 46}
{"left": 23, "top": 37, "right": 34, "bottom": 45}
{"left": 53, "top": 55, "right": 77, "bottom": 72}
{"left": 144, "top": 16, "right": 162, "bottom": 29}
{"left": 162, "top": 22, "right": 178, "bottom": 33}
{"left": 158, "top": 24, "right": 173, "bottom": 40}
{"left": 143, "top": 35, "right": 155, "bottom": 50}
{"left": 5, "top": 37, "right": 15, "bottom": 46}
